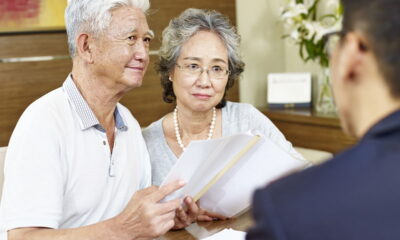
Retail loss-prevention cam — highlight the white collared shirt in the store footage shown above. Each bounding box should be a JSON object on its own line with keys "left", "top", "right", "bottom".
{"left": 0, "top": 75, "right": 151, "bottom": 234}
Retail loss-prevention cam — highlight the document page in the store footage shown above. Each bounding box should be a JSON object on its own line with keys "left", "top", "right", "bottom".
{"left": 161, "top": 133, "right": 256, "bottom": 202}
{"left": 200, "top": 136, "right": 307, "bottom": 217}
{"left": 161, "top": 132, "right": 308, "bottom": 217}
{"left": 201, "top": 228, "right": 245, "bottom": 240}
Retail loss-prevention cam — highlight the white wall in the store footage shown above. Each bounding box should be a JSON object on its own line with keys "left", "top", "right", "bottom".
{"left": 236, "top": 0, "right": 320, "bottom": 108}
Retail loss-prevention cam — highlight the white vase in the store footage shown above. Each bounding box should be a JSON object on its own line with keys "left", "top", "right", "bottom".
{"left": 315, "top": 67, "right": 335, "bottom": 113}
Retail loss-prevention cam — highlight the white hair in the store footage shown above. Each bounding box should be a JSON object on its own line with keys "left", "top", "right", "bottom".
{"left": 65, "top": 0, "right": 150, "bottom": 57}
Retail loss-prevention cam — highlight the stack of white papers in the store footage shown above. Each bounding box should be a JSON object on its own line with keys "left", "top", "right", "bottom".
{"left": 201, "top": 228, "right": 246, "bottom": 240}
{"left": 161, "top": 132, "right": 308, "bottom": 217}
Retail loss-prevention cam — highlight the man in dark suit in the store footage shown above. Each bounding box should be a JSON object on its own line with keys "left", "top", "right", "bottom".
{"left": 247, "top": 0, "right": 400, "bottom": 239}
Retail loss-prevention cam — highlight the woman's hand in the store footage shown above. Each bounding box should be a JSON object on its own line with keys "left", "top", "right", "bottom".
{"left": 172, "top": 196, "right": 200, "bottom": 229}
{"left": 172, "top": 197, "right": 229, "bottom": 229}
{"left": 197, "top": 209, "right": 228, "bottom": 222}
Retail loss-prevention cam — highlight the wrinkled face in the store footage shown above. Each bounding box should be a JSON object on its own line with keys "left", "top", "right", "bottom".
{"left": 92, "top": 6, "right": 153, "bottom": 92}
{"left": 170, "top": 30, "right": 229, "bottom": 112}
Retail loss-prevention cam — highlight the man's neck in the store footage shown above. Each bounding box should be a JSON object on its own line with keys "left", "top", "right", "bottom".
{"left": 71, "top": 69, "right": 119, "bottom": 128}
{"left": 353, "top": 86, "right": 400, "bottom": 138}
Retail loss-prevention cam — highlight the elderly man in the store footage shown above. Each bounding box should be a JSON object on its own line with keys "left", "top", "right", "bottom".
{"left": 0, "top": 0, "right": 198, "bottom": 239}
{"left": 247, "top": 0, "right": 400, "bottom": 239}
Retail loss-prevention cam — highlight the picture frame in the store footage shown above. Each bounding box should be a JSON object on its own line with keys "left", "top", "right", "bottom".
{"left": 267, "top": 72, "right": 312, "bottom": 109}
{"left": 0, "top": 0, "right": 67, "bottom": 34}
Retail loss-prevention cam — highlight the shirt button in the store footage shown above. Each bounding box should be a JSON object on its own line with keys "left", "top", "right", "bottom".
{"left": 103, "top": 140, "right": 106, "bottom": 145}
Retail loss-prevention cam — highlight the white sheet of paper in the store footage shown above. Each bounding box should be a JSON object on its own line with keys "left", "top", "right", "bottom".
{"left": 161, "top": 132, "right": 308, "bottom": 217}
{"left": 201, "top": 228, "right": 245, "bottom": 240}
{"left": 161, "top": 133, "right": 256, "bottom": 202}
{"left": 199, "top": 135, "right": 307, "bottom": 217}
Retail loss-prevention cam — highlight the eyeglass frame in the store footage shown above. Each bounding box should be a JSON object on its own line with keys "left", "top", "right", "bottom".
{"left": 322, "top": 30, "right": 368, "bottom": 59}
{"left": 174, "top": 62, "right": 231, "bottom": 80}
{"left": 322, "top": 30, "right": 346, "bottom": 59}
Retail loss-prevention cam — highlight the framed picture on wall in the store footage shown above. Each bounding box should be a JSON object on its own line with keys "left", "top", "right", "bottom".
{"left": 0, "top": 0, "right": 67, "bottom": 33}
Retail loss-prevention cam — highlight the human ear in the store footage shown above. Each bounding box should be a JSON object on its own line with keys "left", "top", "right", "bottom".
{"left": 76, "top": 33, "right": 94, "bottom": 64}
{"left": 338, "top": 32, "right": 367, "bottom": 84}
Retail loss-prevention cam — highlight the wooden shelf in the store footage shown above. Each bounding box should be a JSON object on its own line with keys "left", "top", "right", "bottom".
{"left": 259, "top": 108, "right": 357, "bottom": 154}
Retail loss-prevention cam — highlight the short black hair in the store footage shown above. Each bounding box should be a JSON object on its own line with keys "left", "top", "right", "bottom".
{"left": 342, "top": 0, "right": 400, "bottom": 97}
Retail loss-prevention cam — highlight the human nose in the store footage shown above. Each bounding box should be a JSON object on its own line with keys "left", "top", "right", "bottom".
{"left": 195, "top": 68, "right": 211, "bottom": 88}
{"left": 133, "top": 40, "right": 148, "bottom": 61}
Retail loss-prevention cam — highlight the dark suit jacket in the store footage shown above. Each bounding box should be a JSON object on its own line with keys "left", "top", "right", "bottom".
{"left": 247, "top": 110, "right": 400, "bottom": 240}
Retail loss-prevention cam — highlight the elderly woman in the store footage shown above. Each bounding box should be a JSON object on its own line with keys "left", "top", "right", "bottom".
{"left": 143, "top": 7, "right": 305, "bottom": 182}
{"left": 143, "top": 8, "right": 306, "bottom": 222}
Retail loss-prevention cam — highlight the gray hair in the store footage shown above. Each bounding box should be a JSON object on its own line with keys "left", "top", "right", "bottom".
{"left": 157, "top": 8, "right": 245, "bottom": 108}
{"left": 65, "top": 0, "right": 150, "bottom": 58}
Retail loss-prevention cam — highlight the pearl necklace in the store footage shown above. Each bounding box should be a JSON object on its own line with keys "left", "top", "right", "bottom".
{"left": 173, "top": 106, "right": 216, "bottom": 151}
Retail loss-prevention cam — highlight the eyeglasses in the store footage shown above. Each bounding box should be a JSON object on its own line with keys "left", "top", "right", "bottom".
{"left": 323, "top": 30, "right": 369, "bottom": 59}
{"left": 175, "top": 63, "right": 230, "bottom": 80}
{"left": 322, "top": 31, "right": 345, "bottom": 58}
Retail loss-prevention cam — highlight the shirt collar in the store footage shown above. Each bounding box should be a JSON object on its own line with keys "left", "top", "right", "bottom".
{"left": 62, "top": 75, "right": 128, "bottom": 132}
{"left": 363, "top": 109, "right": 400, "bottom": 139}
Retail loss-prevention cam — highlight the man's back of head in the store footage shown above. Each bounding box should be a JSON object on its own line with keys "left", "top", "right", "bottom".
{"left": 330, "top": 0, "right": 400, "bottom": 138}
{"left": 342, "top": 0, "right": 399, "bottom": 96}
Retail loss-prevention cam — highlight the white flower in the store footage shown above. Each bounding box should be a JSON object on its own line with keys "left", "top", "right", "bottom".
{"left": 289, "top": 28, "right": 300, "bottom": 42}
{"left": 303, "top": 20, "right": 316, "bottom": 39}
{"left": 281, "top": 3, "right": 307, "bottom": 20}
{"left": 280, "top": 0, "right": 342, "bottom": 66}
{"left": 313, "top": 16, "right": 343, "bottom": 41}
{"left": 319, "top": 0, "right": 340, "bottom": 16}
{"left": 313, "top": 22, "right": 328, "bottom": 41}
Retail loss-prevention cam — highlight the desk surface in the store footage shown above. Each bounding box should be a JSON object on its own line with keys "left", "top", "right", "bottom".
{"left": 158, "top": 211, "right": 253, "bottom": 240}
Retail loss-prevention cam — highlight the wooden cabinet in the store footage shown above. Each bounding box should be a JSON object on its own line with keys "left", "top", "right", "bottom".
{"left": 260, "top": 108, "right": 357, "bottom": 154}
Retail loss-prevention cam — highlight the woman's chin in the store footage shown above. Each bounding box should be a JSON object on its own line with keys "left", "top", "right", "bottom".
{"left": 190, "top": 103, "right": 216, "bottom": 113}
